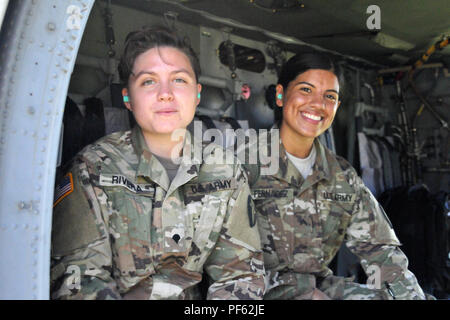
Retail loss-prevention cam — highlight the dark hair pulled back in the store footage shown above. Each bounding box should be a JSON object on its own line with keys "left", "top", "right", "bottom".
{"left": 277, "top": 52, "right": 343, "bottom": 91}
{"left": 118, "top": 26, "right": 201, "bottom": 86}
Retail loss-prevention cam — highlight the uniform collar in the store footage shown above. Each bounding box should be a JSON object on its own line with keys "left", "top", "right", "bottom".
{"left": 272, "top": 136, "right": 332, "bottom": 189}
{"left": 131, "top": 126, "right": 201, "bottom": 192}
{"left": 309, "top": 138, "right": 332, "bottom": 182}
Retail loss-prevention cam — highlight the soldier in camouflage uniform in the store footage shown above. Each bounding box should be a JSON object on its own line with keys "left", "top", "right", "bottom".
{"left": 50, "top": 26, "right": 265, "bottom": 300}
{"left": 245, "top": 53, "right": 429, "bottom": 300}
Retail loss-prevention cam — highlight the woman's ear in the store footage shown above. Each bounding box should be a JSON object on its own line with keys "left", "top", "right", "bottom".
{"left": 122, "top": 88, "right": 132, "bottom": 111}
{"left": 275, "top": 84, "right": 284, "bottom": 108}
{"left": 196, "top": 83, "right": 202, "bottom": 106}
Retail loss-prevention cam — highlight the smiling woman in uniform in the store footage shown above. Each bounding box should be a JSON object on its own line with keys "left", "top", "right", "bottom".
{"left": 246, "top": 52, "right": 430, "bottom": 300}
{"left": 50, "top": 26, "right": 265, "bottom": 300}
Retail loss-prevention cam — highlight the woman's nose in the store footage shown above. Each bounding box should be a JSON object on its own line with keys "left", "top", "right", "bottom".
{"left": 157, "top": 82, "right": 174, "bottom": 101}
{"left": 310, "top": 93, "right": 325, "bottom": 109}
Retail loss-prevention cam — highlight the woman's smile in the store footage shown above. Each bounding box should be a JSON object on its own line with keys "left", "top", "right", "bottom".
{"left": 300, "top": 111, "right": 323, "bottom": 123}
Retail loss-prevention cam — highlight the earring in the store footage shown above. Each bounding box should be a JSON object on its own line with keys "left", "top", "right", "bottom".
{"left": 277, "top": 93, "right": 283, "bottom": 100}
{"left": 123, "top": 95, "right": 129, "bottom": 103}
{"left": 197, "top": 93, "right": 201, "bottom": 99}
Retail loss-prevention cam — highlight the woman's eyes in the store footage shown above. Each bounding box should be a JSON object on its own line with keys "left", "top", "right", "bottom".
{"left": 141, "top": 78, "right": 188, "bottom": 86}
{"left": 142, "top": 79, "right": 156, "bottom": 86}
{"left": 299, "top": 87, "right": 338, "bottom": 101}
{"left": 300, "top": 87, "right": 311, "bottom": 93}
{"left": 173, "top": 78, "right": 187, "bottom": 84}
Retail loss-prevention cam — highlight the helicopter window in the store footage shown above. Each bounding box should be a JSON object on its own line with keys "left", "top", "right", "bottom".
{"left": 218, "top": 41, "right": 266, "bottom": 73}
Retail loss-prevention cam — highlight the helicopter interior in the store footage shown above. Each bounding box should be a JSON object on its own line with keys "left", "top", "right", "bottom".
{"left": 0, "top": 0, "right": 448, "bottom": 299}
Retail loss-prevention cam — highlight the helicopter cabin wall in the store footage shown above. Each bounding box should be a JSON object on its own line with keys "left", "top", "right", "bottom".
{"left": 329, "top": 60, "right": 449, "bottom": 197}
{"left": 369, "top": 66, "right": 449, "bottom": 195}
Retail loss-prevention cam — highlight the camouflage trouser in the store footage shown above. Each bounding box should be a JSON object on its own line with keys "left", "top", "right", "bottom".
{"left": 320, "top": 275, "right": 436, "bottom": 300}
{"left": 264, "top": 273, "right": 317, "bottom": 300}
{"left": 319, "top": 275, "right": 390, "bottom": 300}
{"left": 264, "top": 273, "right": 390, "bottom": 300}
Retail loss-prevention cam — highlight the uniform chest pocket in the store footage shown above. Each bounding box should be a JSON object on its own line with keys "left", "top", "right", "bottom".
{"left": 292, "top": 198, "right": 323, "bottom": 237}
{"left": 316, "top": 188, "right": 355, "bottom": 238}
{"left": 254, "top": 198, "right": 281, "bottom": 269}
{"left": 254, "top": 196, "right": 299, "bottom": 266}
{"left": 183, "top": 194, "right": 228, "bottom": 271}
{"left": 320, "top": 201, "right": 353, "bottom": 242}
{"left": 106, "top": 188, "right": 154, "bottom": 279}
{"left": 285, "top": 198, "right": 324, "bottom": 273}
{"left": 194, "top": 195, "right": 227, "bottom": 246}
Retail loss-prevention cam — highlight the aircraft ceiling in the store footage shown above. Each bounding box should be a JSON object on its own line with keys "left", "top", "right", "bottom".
{"left": 111, "top": 0, "right": 450, "bottom": 69}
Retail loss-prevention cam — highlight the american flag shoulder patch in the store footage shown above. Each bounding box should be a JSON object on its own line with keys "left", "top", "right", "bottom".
{"left": 53, "top": 173, "right": 74, "bottom": 207}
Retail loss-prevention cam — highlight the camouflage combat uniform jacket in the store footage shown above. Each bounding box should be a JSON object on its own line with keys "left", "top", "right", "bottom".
{"left": 246, "top": 135, "right": 427, "bottom": 300}
{"left": 51, "top": 126, "right": 265, "bottom": 300}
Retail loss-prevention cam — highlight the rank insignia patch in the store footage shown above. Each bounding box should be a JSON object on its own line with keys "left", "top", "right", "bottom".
{"left": 53, "top": 173, "right": 74, "bottom": 207}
